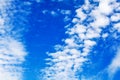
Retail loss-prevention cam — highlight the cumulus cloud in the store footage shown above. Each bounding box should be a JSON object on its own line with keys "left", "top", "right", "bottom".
{"left": 0, "top": 0, "right": 28, "bottom": 80}
{"left": 41, "top": 0, "right": 120, "bottom": 80}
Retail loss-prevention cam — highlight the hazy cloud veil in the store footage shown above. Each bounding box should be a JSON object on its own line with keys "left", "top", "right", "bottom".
{"left": 41, "top": 0, "right": 120, "bottom": 80}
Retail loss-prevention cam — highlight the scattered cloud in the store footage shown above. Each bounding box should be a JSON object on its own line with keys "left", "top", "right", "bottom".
{"left": 0, "top": 1, "right": 28, "bottom": 80}
{"left": 42, "top": 0, "right": 120, "bottom": 80}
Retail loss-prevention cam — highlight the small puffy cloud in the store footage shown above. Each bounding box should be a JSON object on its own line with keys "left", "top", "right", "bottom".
{"left": 75, "top": 24, "right": 87, "bottom": 34}
{"left": 86, "top": 28, "right": 100, "bottom": 39}
{"left": 98, "top": 0, "right": 113, "bottom": 15}
{"left": 90, "top": 10, "right": 110, "bottom": 28}
{"left": 84, "top": 40, "right": 96, "bottom": 47}
{"left": 101, "top": 33, "right": 109, "bottom": 38}
{"left": 64, "top": 38, "right": 78, "bottom": 48}
{"left": 60, "top": 10, "right": 71, "bottom": 15}
{"left": 76, "top": 8, "right": 87, "bottom": 21}
{"left": 50, "top": 11, "right": 58, "bottom": 16}
{"left": 110, "top": 13, "right": 120, "bottom": 22}
{"left": 114, "top": 23, "right": 120, "bottom": 32}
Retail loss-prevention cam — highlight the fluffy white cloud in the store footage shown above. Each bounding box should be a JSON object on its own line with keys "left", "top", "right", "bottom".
{"left": 101, "top": 33, "right": 109, "bottom": 38}
{"left": 86, "top": 28, "right": 100, "bottom": 39}
{"left": 110, "top": 13, "right": 120, "bottom": 22}
{"left": 98, "top": 0, "right": 113, "bottom": 15}
{"left": 76, "top": 8, "right": 87, "bottom": 22}
{"left": 42, "top": 0, "right": 120, "bottom": 80}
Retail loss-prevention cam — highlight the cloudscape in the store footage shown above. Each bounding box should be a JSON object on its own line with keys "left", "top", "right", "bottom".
{"left": 0, "top": 0, "right": 120, "bottom": 80}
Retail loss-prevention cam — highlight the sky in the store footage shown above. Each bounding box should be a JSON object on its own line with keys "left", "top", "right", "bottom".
{"left": 0, "top": 0, "right": 120, "bottom": 80}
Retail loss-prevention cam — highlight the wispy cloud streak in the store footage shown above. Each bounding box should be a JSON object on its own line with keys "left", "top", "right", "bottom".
{"left": 42, "top": 0, "right": 120, "bottom": 80}
{"left": 0, "top": 0, "right": 30, "bottom": 80}
{"left": 108, "top": 48, "right": 120, "bottom": 79}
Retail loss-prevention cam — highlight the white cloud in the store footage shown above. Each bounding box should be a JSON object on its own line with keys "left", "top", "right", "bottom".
{"left": 76, "top": 8, "right": 87, "bottom": 22}
{"left": 108, "top": 48, "right": 120, "bottom": 79}
{"left": 90, "top": 10, "right": 110, "bottom": 28}
{"left": 98, "top": 0, "right": 113, "bottom": 15}
{"left": 116, "top": 6, "right": 120, "bottom": 11}
{"left": 84, "top": 40, "right": 96, "bottom": 47}
{"left": 75, "top": 24, "right": 87, "bottom": 34}
{"left": 86, "top": 28, "right": 100, "bottom": 39}
{"left": 114, "top": 23, "right": 120, "bottom": 32}
{"left": 0, "top": 37, "right": 26, "bottom": 80}
{"left": 101, "top": 33, "right": 109, "bottom": 38}
{"left": 64, "top": 38, "right": 78, "bottom": 48}
{"left": 60, "top": 10, "right": 71, "bottom": 15}
{"left": 42, "top": 0, "right": 120, "bottom": 80}
{"left": 0, "top": 18, "right": 4, "bottom": 25}
{"left": 0, "top": 1, "right": 28, "bottom": 80}
{"left": 110, "top": 13, "right": 120, "bottom": 22}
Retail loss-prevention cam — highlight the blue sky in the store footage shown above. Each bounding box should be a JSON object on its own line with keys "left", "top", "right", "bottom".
{"left": 0, "top": 0, "right": 120, "bottom": 80}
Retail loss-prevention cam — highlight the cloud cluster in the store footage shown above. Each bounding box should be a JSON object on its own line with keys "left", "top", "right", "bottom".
{"left": 0, "top": 1, "right": 28, "bottom": 80}
{"left": 42, "top": 0, "right": 120, "bottom": 80}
